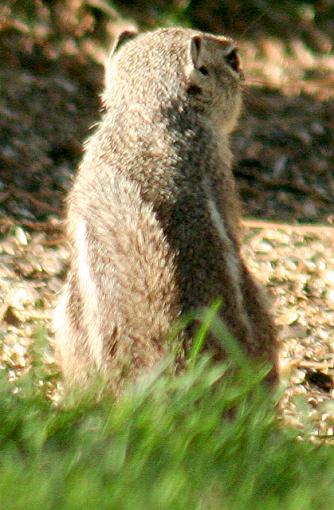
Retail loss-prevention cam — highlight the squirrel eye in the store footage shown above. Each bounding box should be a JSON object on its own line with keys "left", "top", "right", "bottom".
{"left": 225, "top": 49, "right": 240, "bottom": 73}
{"left": 198, "top": 66, "right": 209, "bottom": 76}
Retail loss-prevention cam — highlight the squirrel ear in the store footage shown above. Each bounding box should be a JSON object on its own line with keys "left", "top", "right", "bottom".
{"left": 104, "top": 29, "right": 137, "bottom": 95}
{"left": 109, "top": 29, "right": 138, "bottom": 57}
{"left": 189, "top": 35, "right": 203, "bottom": 69}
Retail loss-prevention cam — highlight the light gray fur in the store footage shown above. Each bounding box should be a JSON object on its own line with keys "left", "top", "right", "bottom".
{"left": 54, "top": 27, "right": 278, "bottom": 393}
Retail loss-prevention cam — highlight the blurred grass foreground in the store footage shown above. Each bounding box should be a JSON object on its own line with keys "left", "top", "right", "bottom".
{"left": 1, "top": 346, "right": 334, "bottom": 510}
{"left": 1, "top": 315, "right": 334, "bottom": 510}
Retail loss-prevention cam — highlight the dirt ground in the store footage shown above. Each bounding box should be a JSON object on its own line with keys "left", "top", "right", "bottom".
{"left": 0, "top": 10, "right": 334, "bottom": 438}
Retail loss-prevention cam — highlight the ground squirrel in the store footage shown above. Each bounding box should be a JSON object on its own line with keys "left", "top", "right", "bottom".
{"left": 54, "top": 27, "right": 278, "bottom": 393}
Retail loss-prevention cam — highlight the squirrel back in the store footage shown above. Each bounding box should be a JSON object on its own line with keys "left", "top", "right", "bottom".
{"left": 54, "top": 28, "right": 278, "bottom": 392}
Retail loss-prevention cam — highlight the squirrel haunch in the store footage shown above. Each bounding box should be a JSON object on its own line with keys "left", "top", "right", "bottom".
{"left": 54, "top": 28, "right": 278, "bottom": 393}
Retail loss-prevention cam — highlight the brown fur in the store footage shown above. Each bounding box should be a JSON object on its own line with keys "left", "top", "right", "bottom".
{"left": 54, "top": 27, "right": 278, "bottom": 393}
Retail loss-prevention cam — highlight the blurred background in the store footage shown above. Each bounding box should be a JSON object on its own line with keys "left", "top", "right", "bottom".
{"left": 0, "top": 0, "right": 333, "bottom": 224}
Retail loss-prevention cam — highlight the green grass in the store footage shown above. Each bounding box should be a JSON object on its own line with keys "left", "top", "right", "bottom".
{"left": 1, "top": 318, "right": 334, "bottom": 510}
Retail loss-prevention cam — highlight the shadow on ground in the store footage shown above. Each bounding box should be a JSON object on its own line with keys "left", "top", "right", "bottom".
{"left": 0, "top": 26, "right": 333, "bottom": 225}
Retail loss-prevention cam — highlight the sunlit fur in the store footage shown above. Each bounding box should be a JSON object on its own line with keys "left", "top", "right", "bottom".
{"left": 54, "top": 27, "right": 278, "bottom": 394}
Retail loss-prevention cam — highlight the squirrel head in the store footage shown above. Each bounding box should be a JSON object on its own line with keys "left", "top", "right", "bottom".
{"left": 104, "top": 28, "right": 243, "bottom": 135}
{"left": 185, "top": 33, "right": 243, "bottom": 134}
